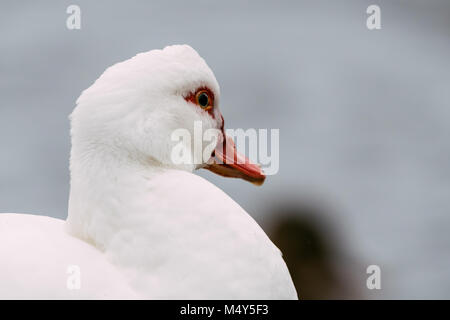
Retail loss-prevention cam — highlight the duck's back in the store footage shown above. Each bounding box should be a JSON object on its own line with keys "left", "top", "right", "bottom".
{"left": 110, "top": 170, "right": 298, "bottom": 299}
{"left": 0, "top": 213, "right": 137, "bottom": 299}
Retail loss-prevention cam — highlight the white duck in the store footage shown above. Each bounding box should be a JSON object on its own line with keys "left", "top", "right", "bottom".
{"left": 0, "top": 45, "right": 297, "bottom": 299}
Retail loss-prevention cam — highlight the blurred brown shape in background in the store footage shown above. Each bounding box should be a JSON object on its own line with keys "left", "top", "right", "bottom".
{"left": 266, "top": 201, "right": 361, "bottom": 299}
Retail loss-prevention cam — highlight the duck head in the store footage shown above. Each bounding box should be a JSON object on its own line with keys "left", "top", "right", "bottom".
{"left": 70, "top": 45, "right": 265, "bottom": 185}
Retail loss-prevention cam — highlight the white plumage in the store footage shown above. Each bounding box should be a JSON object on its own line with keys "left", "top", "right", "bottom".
{"left": 0, "top": 45, "right": 297, "bottom": 299}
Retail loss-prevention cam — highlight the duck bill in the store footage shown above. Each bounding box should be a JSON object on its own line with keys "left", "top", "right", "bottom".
{"left": 204, "top": 134, "right": 266, "bottom": 186}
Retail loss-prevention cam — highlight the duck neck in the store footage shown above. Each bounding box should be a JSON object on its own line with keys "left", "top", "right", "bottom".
{"left": 66, "top": 144, "right": 169, "bottom": 250}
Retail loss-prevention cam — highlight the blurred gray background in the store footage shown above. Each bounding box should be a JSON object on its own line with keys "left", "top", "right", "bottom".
{"left": 1, "top": 0, "right": 449, "bottom": 299}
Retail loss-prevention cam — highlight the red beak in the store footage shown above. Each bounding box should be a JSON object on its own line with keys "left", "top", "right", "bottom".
{"left": 204, "top": 134, "right": 266, "bottom": 186}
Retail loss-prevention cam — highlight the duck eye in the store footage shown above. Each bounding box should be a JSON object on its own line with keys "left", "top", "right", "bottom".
{"left": 196, "top": 91, "right": 210, "bottom": 109}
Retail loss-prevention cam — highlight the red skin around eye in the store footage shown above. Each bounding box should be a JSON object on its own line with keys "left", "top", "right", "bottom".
{"left": 184, "top": 87, "right": 216, "bottom": 119}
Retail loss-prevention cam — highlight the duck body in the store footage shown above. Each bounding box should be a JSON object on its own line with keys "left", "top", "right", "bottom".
{"left": 0, "top": 170, "right": 296, "bottom": 299}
